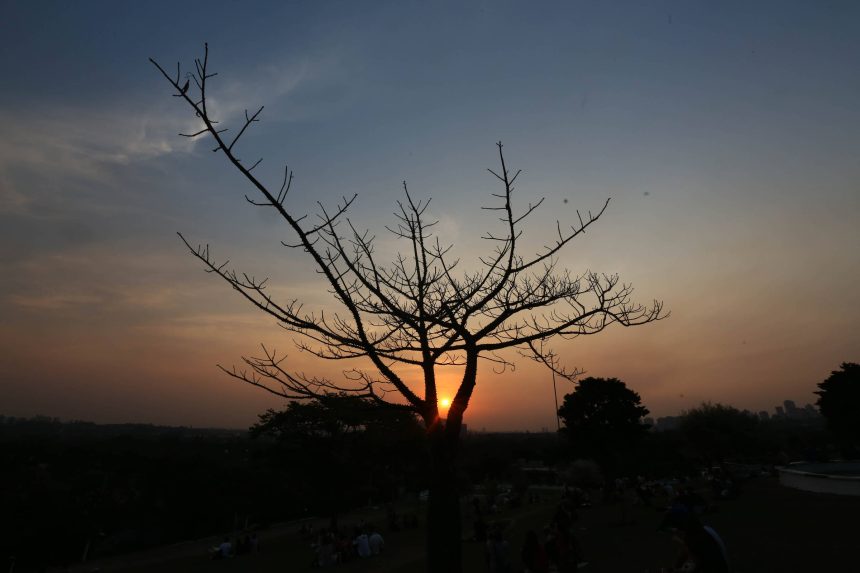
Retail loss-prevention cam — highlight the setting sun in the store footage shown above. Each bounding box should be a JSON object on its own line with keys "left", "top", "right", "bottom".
{"left": 439, "top": 398, "right": 451, "bottom": 408}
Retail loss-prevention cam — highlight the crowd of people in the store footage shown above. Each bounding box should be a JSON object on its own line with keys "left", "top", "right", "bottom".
{"left": 210, "top": 532, "right": 259, "bottom": 559}
{"left": 469, "top": 488, "right": 585, "bottom": 573}
{"left": 476, "top": 472, "right": 732, "bottom": 573}
{"left": 205, "top": 470, "right": 733, "bottom": 572}
{"left": 520, "top": 494, "right": 585, "bottom": 573}
{"left": 606, "top": 473, "right": 733, "bottom": 573}
{"left": 302, "top": 522, "right": 386, "bottom": 568}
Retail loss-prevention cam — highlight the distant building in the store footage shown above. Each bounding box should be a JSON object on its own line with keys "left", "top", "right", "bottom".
{"left": 766, "top": 401, "right": 820, "bottom": 421}
{"left": 758, "top": 411, "right": 770, "bottom": 421}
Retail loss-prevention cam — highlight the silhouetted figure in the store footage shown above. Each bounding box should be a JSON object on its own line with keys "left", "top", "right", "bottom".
{"left": 315, "top": 530, "right": 337, "bottom": 567}
{"left": 215, "top": 537, "right": 231, "bottom": 559}
{"left": 299, "top": 521, "right": 314, "bottom": 539}
{"left": 235, "top": 535, "right": 250, "bottom": 555}
{"left": 662, "top": 509, "right": 730, "bottom": 573}
{"left": 369, "top": 528, "right": 385, "bottom": 555}
{"left": 549, "top": 524, "right": 579, "bottom": 573}
{"left": 336, "top": 531, "right": 353, "bottom": 563}
{"left": 636, "top": 477, "right": 654, "bottom": 507}
{"left": 181, "top": 79, "right": 190, "bottom": 94}
{"left": 486, "top": 525, "right": 511, "bottom": 573}
{"left": 386, "top": 504, "right": 401, "bottom": 531}
{"left": 521, "top": 529, "right": 549, "bottom": 573}
{"left": 353, "top": 528, "right": 371, "bottom": 558}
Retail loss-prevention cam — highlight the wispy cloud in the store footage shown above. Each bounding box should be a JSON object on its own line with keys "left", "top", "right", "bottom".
{"left": 1, "top": 48, "right": 354, "bottom": 222}
{"left": 193, "top": 51, "right": 357, "bottom": 126}
{"left": 0, "top": 105, "right": 196, "bottom": 217}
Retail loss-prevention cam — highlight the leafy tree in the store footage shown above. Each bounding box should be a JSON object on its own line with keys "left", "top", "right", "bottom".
{"left": 557, "top": 377, "right": 650, "bottom": 472}
{"left": 815, "top": 362, "right": 860, "bottom": 449}
{"left": 251, "top": 393, "right": 422, "bottom": 441}
{"left": 151, "top": 45, "right": 665, "bottom": 572}
{"left": 679, "top": 403, "right": 759, "bottom": 463}
{"left": 251, "top": 394, "right": 426, "bottom": 519}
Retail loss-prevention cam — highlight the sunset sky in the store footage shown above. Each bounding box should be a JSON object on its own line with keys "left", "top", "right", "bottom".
{"left": 1, "top": 1, "right": 858, "bottom": 431}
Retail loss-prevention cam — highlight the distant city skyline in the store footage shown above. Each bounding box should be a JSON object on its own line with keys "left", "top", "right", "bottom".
{"left": 651, "top": 397, "right": 821, "bottom": 432}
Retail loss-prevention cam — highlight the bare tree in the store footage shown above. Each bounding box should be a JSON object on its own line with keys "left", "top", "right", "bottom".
{"left": 151, "top": 44, "right": 666, "bottom": 573}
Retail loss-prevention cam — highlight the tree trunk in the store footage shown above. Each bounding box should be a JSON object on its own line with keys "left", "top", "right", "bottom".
{"left": 426, "top": 424, "right": 462, "bottom": 573}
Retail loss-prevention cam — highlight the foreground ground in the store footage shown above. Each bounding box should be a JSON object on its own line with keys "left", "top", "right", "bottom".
{"left": 69, "top": 477, "right": 854, "bottom": 573}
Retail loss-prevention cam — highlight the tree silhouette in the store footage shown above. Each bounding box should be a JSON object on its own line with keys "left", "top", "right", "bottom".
{"left": 815, "top": 362, "right": 860, "bottom": 451}
{"left": 679, "top": 403, "right": 759, "bottom": 464}
{"left": 557, "top": 377, "right": 650, "bottom": 472}
{"left": 151, "top": 44, "right": 666, "bottom": 572}
{"left": 251, "top": 394, "right": 426, "bottom": 522}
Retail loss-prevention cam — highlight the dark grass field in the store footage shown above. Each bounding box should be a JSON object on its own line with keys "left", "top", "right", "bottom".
{"left": 70, "top": 477, "right": 855, "bottom": 573}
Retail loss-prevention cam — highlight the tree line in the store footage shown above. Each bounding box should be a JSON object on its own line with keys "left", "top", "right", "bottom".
{"left": 555, "top": 363, "right": 858, "bottom": 476}
{"left": 4, "top": 362, "right": 854, "bottom": 570}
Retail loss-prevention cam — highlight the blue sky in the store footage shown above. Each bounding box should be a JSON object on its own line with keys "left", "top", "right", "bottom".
{"left": 1, "top": 0, "right": 858, "bottom": 429}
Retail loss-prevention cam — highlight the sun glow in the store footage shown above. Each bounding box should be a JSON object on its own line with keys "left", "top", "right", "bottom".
{"left": 439, "top": 398, "right": 451, "bottom": 408}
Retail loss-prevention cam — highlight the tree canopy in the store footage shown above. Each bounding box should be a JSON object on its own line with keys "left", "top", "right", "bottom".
{"left": 815, "top": 362, "right": 860, "bottom": 447}
{"left": 251, "top": 393, "right": 423, "bottom": 441}
{"left": 250, "top": 394, "right": 427, "bottom": 516}
{"left": 679, "top": 402, "right": 759, "bottom": 463}
{"left": 557, "top": 377, "right": 650, "bottom": 465}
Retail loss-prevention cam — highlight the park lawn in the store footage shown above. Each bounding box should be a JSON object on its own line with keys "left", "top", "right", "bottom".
{"left": 72, "top": 477, "right": 856, "bottom": 572}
